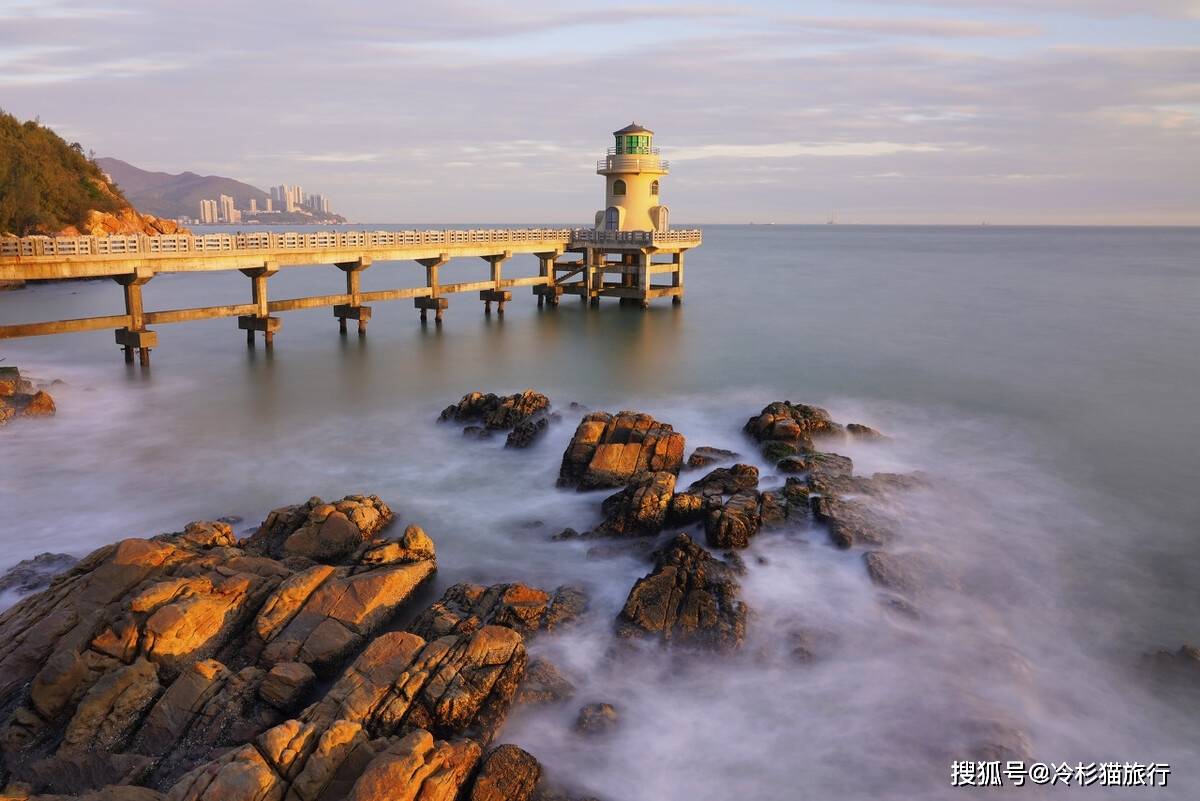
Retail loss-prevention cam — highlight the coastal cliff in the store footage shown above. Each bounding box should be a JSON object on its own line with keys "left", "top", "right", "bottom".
{"left": 0, "top": 111, "right": 186, "bottom": 239}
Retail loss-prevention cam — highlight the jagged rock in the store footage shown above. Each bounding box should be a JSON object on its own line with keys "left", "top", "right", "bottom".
{"left": 62, "top": 657, "right": 161, "bottom": 752}
{"left": 744, "top": 401, "right": 844, "bottom": 456}
{"left": 558, "top": 412, "right": 685, "bottom": 490}
{"left": 345, "top": 730, "right": 481, "bottom": 801}
{"left": 775, "top": 451, "right": 853, "bottom": 479}
{"left": 515, "top": 658, "right": 576, "bottom": 706}
{"left": 440, "top": 390, "right": 552, "bottom": 448}
{"left": 704, "top": 490, "right": 762, "bottom": 549}
{"left": 617, "top": 533, "right": 746, "bottom": 651}
{"left": 256, "top": 559, "right": 437, "bottom": 671}
{"left": 259, "top": 661, "right": 316, "bottom": 710}
{"left": 408, "top": 583, "right": 585, "bottom": 641}
{"left": 0, "top": 388, "right": 57, "bottom": 425}
{"left": 686, "top": 463, "right": 759, "bottom": 496}
{"left": 592, "top": 471, "right": 676, "bottom": 536}
{"left": 244, "top": 495, "right": 393, "bottom": 563}
{"left": 573, "top": 703, "right": 618, "bottom": 736}
{"left": 0, "top": 553, "right": 78, "bottom": 598}
{"left": 469, "top": 744, "right": 542, "bottom": 801}
{"left": 685, "top": 447, "right": 738, "bottom": 469}
{"left": 304, "top": 626, "right": 526, "bottom": 744}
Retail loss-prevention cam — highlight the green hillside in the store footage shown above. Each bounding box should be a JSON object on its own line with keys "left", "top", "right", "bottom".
{"left": 0, "top": 110, "right": 128, "bottom": 236}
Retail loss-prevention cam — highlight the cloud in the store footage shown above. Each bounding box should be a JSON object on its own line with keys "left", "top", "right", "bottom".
{"left": 670, "top": 141, "right": 977, "bottom": 160}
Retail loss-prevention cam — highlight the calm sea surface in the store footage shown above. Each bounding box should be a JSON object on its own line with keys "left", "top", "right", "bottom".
{"left": 1, "top": 224, "right": 1198, "bottom": 798}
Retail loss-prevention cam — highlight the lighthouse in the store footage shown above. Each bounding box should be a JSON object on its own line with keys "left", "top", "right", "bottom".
{"left": 595, "top": 123, "right": 670, "bottom": 232}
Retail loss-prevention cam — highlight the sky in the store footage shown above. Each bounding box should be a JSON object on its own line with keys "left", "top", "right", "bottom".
{"left": 1, "top": 0, "right": 1198, "bottom": 225}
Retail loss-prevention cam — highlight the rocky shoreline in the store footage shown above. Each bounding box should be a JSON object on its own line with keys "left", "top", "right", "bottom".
{"left": 1, "top": 390, "right": 1192, "bottom": 800}
{"left": 0, "top": 368, "right": 56, "bottom": 427}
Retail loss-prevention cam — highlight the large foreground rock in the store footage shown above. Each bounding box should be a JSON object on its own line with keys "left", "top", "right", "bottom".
{"left": 616, "top": 534, "right": 746, "bottom": 651}
{"left": 591, "top": 471, "right": 676, "bottom": 536}
{"left": 0, "top": 367, "right": 56, "bottom": 426}
{"left": 244, "top": 495, "right": 394, "bottom": 562}
{"left": 0, "top": 496, "right": 440, "bottom": 793}
{"left": 558, "top": 411, "right": 685, "bottom": 490}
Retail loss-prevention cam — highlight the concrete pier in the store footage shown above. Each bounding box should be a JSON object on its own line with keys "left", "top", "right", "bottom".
{"left": 0, "top": 227, "right": 700, "bottom": 362}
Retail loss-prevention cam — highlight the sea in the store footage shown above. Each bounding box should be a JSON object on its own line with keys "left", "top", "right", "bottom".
{"left": 1, "top": 224, "right": 1198, "bottom": 799}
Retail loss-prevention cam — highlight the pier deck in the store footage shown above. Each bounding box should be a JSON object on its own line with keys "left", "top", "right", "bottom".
{"left": 0, "top": 227, "right": 700, "bottom": 364}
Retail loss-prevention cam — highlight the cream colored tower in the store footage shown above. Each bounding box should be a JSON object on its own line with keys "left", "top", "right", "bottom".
{"left": 595, "top": 123, "right": 670, "bottom": 232}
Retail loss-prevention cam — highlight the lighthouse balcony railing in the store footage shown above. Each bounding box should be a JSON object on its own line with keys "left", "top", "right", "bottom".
{"left": 596, "top": 156, "right": 670, "bottom": 173}
{"left": 572, "top": 228, "right": 702, "bottom": 247}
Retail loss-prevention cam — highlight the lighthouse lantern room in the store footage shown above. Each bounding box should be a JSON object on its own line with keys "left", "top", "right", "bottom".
{"left": 595, "top": 122, "right": 670, "bottom": 233}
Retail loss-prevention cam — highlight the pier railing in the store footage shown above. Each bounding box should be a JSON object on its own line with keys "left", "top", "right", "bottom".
{"left": 0, "top": 227, "right": 701, "bottom": 259}
{"left": 0, "top": 228, "right": 575, "bottom": 259}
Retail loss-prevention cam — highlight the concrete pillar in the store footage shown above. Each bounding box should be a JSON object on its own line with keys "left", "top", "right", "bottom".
{"left": 416, "top": 254, "right": 449, "bottom": 324}
{"left": 238, "top": 261, "right": 280, "bottom": 347}
{"left": 335, "top": 256, "right": 372, "bottom": 335}
{"left": 480, "top": 251, "right": 510, "bottom": 315}
{"left": 638, "top": 249, "right": 651, "bottom": 308}
{"left": 113, "top": 267, "right": 156, "bottom": 365}
{"left": 672, "top": 250, "right": 685, "bottom": 305}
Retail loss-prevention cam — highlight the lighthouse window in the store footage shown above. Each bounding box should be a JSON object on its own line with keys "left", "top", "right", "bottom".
{"left": 612, "top": 179, "right": 627, "bottom": 196}
{"left": 650, "top": 180, "right": 659, "bottom": 195}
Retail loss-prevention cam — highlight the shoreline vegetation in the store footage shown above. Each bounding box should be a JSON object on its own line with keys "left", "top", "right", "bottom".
{"left": 1, "top": 389, "right": 1196, "bottom": 800}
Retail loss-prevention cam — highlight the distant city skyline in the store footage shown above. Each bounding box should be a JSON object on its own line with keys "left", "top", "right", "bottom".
{"left": 2, "top": 0, "right": 1197, "bottom": 224}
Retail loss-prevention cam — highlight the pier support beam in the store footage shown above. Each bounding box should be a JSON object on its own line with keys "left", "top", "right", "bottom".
{"left": 416, "top": 254, "right": 449, "bottom": 324}
{"left": 672, "top": 250, "right": 684, "bottom": 305}
{"left": 480, "top": 252, "right": 511, "bottom": 315}
{"left": 113, "top": 267, "right": 156, "bottom": 366}
{"left": 534, "top": 249, "right": 562, "bottom": 307}
{"left": 334, "top": 256, "right": 372, "bottom": 334}
{"left": 238, "top": 262, "right": 280, "bottom": 347}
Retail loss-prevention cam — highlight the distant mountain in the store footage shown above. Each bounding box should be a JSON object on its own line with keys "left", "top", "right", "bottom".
{"left": 97, "top": 157, "right": 268, "bottom": 220}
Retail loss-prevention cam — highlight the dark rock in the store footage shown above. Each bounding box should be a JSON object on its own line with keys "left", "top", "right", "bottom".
{"left": 516, "top": 657, "right": 576, "bottom": 706}
{"left": 441, "top": 389, "right": 553, "bottom": 448}
{"left": 847, "top": 422, "right": 887, "bottom": 441}
{"left": 686, "top": 463, "right": 759, "bottom": 496}
{"left": 811, "top": 493, "right": 892, "bottom": 548}
{"left": 617, "top": 533, "right": 746, "bottom": 651}
{"left": 744, "top": 401, "right": 844, "bottom": 454}
{"left": 686, "top": 446, "right": 739, "bottom": 469}
{"left": 258, "top": 661, "right": 315, "bottom": 710}
{"left": 558, "top": 411, "right": 685, "bottom": 490}
{"left": 0, "top": 552, "right": 78, "bottom": 599}
{"left": 470, "top": 744, "right": 543, "bottom": 801}
{"left": 779, "top": 451, "right": 854, "bottom": 480}
{"left": 704, "top": 490, "right": 763, "bottom": 549}
{"left": 574, "top": 702, "right": 618, "bottom": 736}
{"left": 863, "top": 551, "right": 956, "bottom": 595}
{"left": 667, "top": 491, "right": 722, "bottom": 526}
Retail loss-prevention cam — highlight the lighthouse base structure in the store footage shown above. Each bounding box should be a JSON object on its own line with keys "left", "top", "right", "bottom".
{"left": 540, "top": 242, "right": 687, "bottom": 309}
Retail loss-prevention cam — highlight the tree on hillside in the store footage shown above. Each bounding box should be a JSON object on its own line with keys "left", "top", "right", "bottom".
{"left": 0, "top": 110, "right": 128, "bottom": 235}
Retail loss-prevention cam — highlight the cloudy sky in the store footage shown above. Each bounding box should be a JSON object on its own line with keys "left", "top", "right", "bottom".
{"left": 2, "top": 0, "right": 1198, "bottom": 224}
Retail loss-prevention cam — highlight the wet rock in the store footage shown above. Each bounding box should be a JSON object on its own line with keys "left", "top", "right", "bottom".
{"left": 592, "top": 471, "right": 676, "bottom": 536}
{"left": 62, "top": 657, "right": 161, "bottom": 752}
{"left": 244, "top": 495, "right": 394, "bottom": 563}
{"left": 686, "top": 446, "right": 738, "bottom": 469}
{"left": 258, "top": 661, "right": 316, "bottom": 710}
{"left": 440, "top": 389, "right": 553, "bottom": 448}
{"left": 1143, "top": 644, "right": 1200, "bottom": 689}
{"left": 356, "top": 524, "right": 436, "bottom": 566}
{"left": 776, "top": 451, "right": 853, "bottom": 479}
{"left": 516, "top": 658, "right": 576, "bottom": 706}
{"left": 744, "top": 401, "right": 843, "bottom": 456}
{"left": 960, "top": 718, "right": 1033, "bottom": 762}
{"left": 558, "top": 411, "right": 685, "bottom": 490}
{"left": 666, "top": 491, "right": 722, "bottom": 526}
{"left": 617, "top": 533, "right": 746, "bottom": 651}
{"left": 574, "top": 703, "right": 618, "bottom": 736}
{"left": 470, "top": 744, "right": 542, "bottom": 801}
{"left": 0, "top": 552, "right": 78, "bottom": 599}
{"left": 704, "top": 490, "right": 763, "bottom": 549}
{"left": 686, "top": 463, "right": 759, "bottom": 496}
{"left": 408, "top": 583, "right": 586, "bottom": 641}
{"left": 811, "top": 493, "right": 892, "bottom": 548}
{"left": 863, "top": 551, "right": 956, "bottom": 596}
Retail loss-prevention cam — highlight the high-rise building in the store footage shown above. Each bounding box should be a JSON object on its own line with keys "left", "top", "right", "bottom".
{"left": 198, "top": 199, "right": 217, "bottom": 224}
{"left": 249, "top": 198, "right": 257, "bottom": 214}
{"left": 265, "top": 197, "right": 273, "bottom": 212}
{"left": 218, "top": 194, "right": 236, "bottom": 224}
